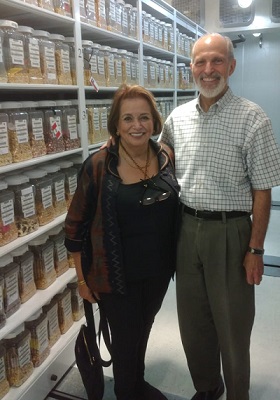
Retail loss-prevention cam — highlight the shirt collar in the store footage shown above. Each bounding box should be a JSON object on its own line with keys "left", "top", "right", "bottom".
{"left": 195, "top": 87, "right": 234, "bottom": 114}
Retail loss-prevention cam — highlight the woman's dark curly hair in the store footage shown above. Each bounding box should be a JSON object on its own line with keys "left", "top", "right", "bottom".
{"left": 107, "top": 84, "right": 163, "bottom": 139}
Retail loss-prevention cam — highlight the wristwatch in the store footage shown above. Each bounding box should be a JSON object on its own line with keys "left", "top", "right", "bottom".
{"left": 248, "top": 246, "right": 264, "bottom": 255}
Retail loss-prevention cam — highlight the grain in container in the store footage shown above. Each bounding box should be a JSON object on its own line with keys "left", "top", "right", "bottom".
{"left": 85, "top": 0, "right": 97, "bottom": 26}
{"left": 42, "top": 297, "right": 61, "bottom": 347}
{"left": 0, "top": 180, "right": 18, "bottom": 246}
{"left": 5, "top": 174, "right": 39, "bottom": 237}
{"left": 33, "top": 30, "right": 58, "bottom": 85}
{"left": 55, "top": 160, "right": 77, "bottom": 208}
{"left": 0, "top": 254, "right": 20, "bottom": 318}
{"left": 40, "top": 163, "right": 67, "bottom": 217}
{"left": 21, "top": 101, "right": 46, "bottom": 158}
{"left": 0, "top": 345, "right": 9, "bottom": 399}
{"left": 0, "top": 27, "right": 8, "bottom": 83}
{"left": 48, "top": 226, "right": 69, "bottom": 277}
{"left": 64, "top": 37, "right": 76, "bottom": 85}
{"left": 25, "top": 310, "right": 50, "bottom": 367}
{"left": 0, "top": 105, "right": 13, "bottom": 166}
{"left": 67, "top": 280, "right": 84, "bottom": 321}
{"left": 54, "top": 287, "right": 73, "bottom": 334}
{"left": 55, "top": 100, "right": 80, "bottom": 150}
{"left": 53, "top": 0, "right": 72, "bottom": 17}
{"left": 49, "top": 34, "right": 72, "bottom": 85}
{"left": 37, "top": 100, "right": 64, "bottom": 154}
{"left": 95, "top": 0, "right": 107, "bottom": 29}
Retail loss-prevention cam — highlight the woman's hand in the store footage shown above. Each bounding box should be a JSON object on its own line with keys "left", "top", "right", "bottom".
{"left": 79, "top": 283, "right": 100, "bottom": 303}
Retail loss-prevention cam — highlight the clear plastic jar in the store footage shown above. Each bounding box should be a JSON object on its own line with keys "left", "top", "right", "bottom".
{"left": 40, "top": 163, "right": 67, "bottom": 217}
{"left": 79, "top": 0, "right": 87, "bottom": 21}
{"left": 0, "top": 180, "right": 17, "bottom": 246}
{"left": 177, "top": 63, "right": 188, "bottom": 90}
{"left": 87, "top": 103, "right": 101, "bottom": 144}
{"left": 29, "top": 235, "right": 56, "bottom": 289}
{"left": 146, "top": 56, "right": 156, "bottom": 88}
{"left": 125, "top": 51, "right": 133, "bottom": 84}
{"left": 24, "top": 169, "right": 55, "bottom": 226}
{"left": 161, "top": 21, "right": 168, "bottom": 50}
{"left": 49, "top": 227, "right": 69, "bottom": 277}
{"left": 0, "top": 106, "right": 12, "bottom": 166}
{"left": 0, "top": 345, "right": 9, "bottom": 398}
{"left": 106, "top": 0, "right": 116, "bottom": 32}
{"left": 85, "top": 0, "right": 97, "bottom": 26}
{"left": 37, "top": 100, "right": 64, "bottom": 154}
{"left": 3, "top": 324, "right": 34, "bottom": 387}
{"left": 89, "top": 43, "right": 102, "bottom": 87}
{"left": 55, "top": 160, "right": 77, "bottom": 208}
{"left": 82, "top": 40, "right": 94, "bottom": 86}
{"left": 131, "top": 52, "right": 138, "bottom": 84}
{"left": 122, "top": 3, "right": 131, "bottom": 36}
{"left": 1, "top": 102, "right": 32, "bottom": 163}
{"left": 38, "top": 0, "right": 54, "bottom": 11}
{"left": 95, "top": 0, "right": 107, "bottom": 29}
{"left": 166, "top": 23, "right": 174, "bottom": 52}
{"left": 11, "top": 244, "right": 36, "bottom": 304}
{"left": 130, "top": 7, "right": 138, "bottom": 40}
{"left": 25, "top": 310, "right": 50, "bottom": 367}
{"left": 55, "top": 100, "right": 80, "bottom": 150}
{"left": 0, "top": 276, "right": 6, "bottom": 329}
{"left": 142, "top": 11, "right": 150, "bottom": 43}
{"left": 21, "top": 101, "right": 46, "bottom": 158}
{"left": 0, "top": 20, "right": 29, "bottom": 84}
{"left": 99, "top": 105, "right": 109, "bottom": 141}
{"left": 101, "top": 45, "right": 113, "bottom": 87}
{"left": 5, "top": 174, "right": 39, "bottom": 237}
{"left": 49, "top": 34, "right": 72, "bottom": 86}
{"left": 0, "top": 254, "right": 20, "bottom": 318}
{"left": 157, "top": 20, "right": 163, "bottom": 49}
{"left": 33, "top": 30, "right": 57, "bottom": 85}
{"left": 42, "top": 298, "right": 61, "bottom": 347}
{"left": 115, "top": 0, "right": 124, "bottom": 34}
{"left": 54, "top": 287, "right": 73, "bottom": 334}
{"left": 17, "top": 26, "right": 43, "bottom": 84}
{"left": 118, "top": 49, "right": 127, "bottom": 84}
{"left": 114, "top": 48, "right": 123, "bottom": 86}
{"left": 96, "top": 44, "right": 106, "bottom": 87}
{"left": 64, "top": 37, "right": 76, "bottom": 85}
{"left": 67, "top": 280, "right": 84, "bottom": 321}
{"left": 0, "top": 29, "right": 8, "bottom": 83}
{"left": 154, "top": 18, "right": 160, "bottom": 48}
{"left": 149, "top": 16, "right": 155, "bottom": 45}
{"left": 53, "top": 0, "right": 72, "bottom": 17}
{"left": 107, "top": 47, "right": 116, "bottom": 87}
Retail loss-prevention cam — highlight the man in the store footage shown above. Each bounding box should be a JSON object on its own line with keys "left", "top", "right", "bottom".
{"left": 159, "top": 33, "right": 280, "bottom": 400}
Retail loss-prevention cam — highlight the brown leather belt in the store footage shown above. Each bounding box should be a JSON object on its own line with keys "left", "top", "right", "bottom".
{"left": 183, "top": 205, "right": 250, "bottom": 220}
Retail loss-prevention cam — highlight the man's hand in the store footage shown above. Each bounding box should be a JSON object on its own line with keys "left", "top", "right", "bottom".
{"left": 79, "top": 283, "right": 100, "bottom": 303}
{"left": 243, "top": 252, "right": 264, "bottom": 285}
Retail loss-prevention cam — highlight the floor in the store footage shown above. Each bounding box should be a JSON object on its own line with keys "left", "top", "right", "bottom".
{"left": 49, "top": 205, "right": 280, "bottom": 400}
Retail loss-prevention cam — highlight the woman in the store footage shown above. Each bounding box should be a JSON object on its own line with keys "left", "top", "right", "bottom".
{"left": 64, "top": 85, "right": 180, "bottom": 400}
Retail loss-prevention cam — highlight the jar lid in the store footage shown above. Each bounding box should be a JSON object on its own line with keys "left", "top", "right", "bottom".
{"left": 0, "top": 254, "right": 13, "bottom": 267}
{"left": 24, "top": 169, "right": 47, "bottom": 179}
{"left": 37, "top": 100, "right": 56, "bottom": 107}
{"left": 56, "top": 160, "right": 73, "bottom": 168}
{"left": 25, "top": 309, "right": 42, "bottom": 322}
{"left": 17, "top": 25, "right": 34, "bottom": 34}
{"left": 0, "top": 20, "right": 18, "bottom": 29}
{"left": 21, "top": 101, "right": 38, "bottom": 108}
{"left": 124, "top": 3, "right": 132, "bottom": 8}
{"left": 41, "top": 164, "right": 60, "bottom": 173}
{"left": 11, "top": 244, "right": 29, "bottom": 257}
{"left": 82, "top": 40, "right": 93, "bottom": 46}
{"left": 92, "top": 43, "right": 101, "bottom": 49}
{"left": 0, "top": 180, "right": 8, "bottom": 190}
{"left": 177, "top": 63, "right": 186, "bottom": 67}
{"left": 5, "top": 324, "right": 25, "bottom": 339}
{"left": 29, "top": 234, "right": 48, "bottom": 246}
{"left": 118, "top": 49, "right": 127, "bottom": 54}
{"left": 33, "top": 30, "right": 50, "bottom": 38}
{"left": 0, "top": 102, "right": 22, "bottom": 109}
{"left": 55, "top": 100, "right": 72, "bottom": 107}
{"left": 5, "top": 174, "right": 29, "bottom": 185}
{"left": 49, "top": 33, "right": 65, "bottom": 41}
{"left": 100, "top": 46, "right": 111, "bottom": 51}
{"left": 64, "top": 36, "right": 75, "bottom": 43}
{"left": 110, "top": 47, "right": 118, "bottom": 53}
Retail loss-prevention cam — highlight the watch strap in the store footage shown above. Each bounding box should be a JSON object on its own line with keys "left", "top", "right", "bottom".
{"left": 248, "top": 246, "right": 264, "bottom": 255}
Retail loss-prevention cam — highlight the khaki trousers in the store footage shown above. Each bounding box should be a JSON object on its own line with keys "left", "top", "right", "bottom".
{"left": 176, "top": 212, "right": 255, "bottom": 400}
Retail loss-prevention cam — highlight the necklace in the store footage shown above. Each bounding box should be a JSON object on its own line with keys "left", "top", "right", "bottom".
{"left": 119, "top": 141, "right": 150, "bottom": 180}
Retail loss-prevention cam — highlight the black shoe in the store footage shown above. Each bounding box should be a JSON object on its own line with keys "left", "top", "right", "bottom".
{"left": 136, "top": 381, "right": 168, "bottom": 400}
{"left": 191, "top": 377, "right": 225, "bottom": 400}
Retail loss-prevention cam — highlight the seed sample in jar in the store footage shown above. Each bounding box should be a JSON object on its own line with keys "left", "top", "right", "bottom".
{"left": 17, "top": 26, "right": 44, "bottom": 85}
{"left": 11, "top": 244, "right": 36, "bottom": 304}
{"left": 0, "top": 20, "right": 29, "bottom": 84}
{"left": 67, "top": 280, "right": 84, "bottom": 321}
{"left": 42, "top": 298, "right": 61, "bottom": 347}
{"left": 55, "top": 100, "right": 80, "bottom": 150}
{"left": 33, "top": 30, "right": 58, "bottom": 85}
{"left": 49, "top": 226, "right": 69, "bottom": 277}
{"left": 0, "top": 276, "right": 6, "bottom": 329}
{"left": 37, "top": 101, "right": 64, "bottom": 154}
{"left": 0, "top": 106, "right": 12, "bottom": 167}
{"left": 0, "top": 27, "right": 7, "bottom": 83}
{"left": 64, "top": 37, "right": 76, "bottom": 85}
{"left": 95, "top": 0, "right": 107, "bottom": 29}
{"left": 82, "top": 40, "right": 94, "bottom": 86}
{"left": 53, "top": 0, "right": 72, "bottom": 17}
{"left": 5, "top": 174, "right": 39, "bottom": 237}
{"left": 85, "top": 0, "right": 97, "bottom": 26}
{"left": 25, "top": 310, "right": 50, "bottom": 367}
{"left": 1, "top": 102, "right": 33, "bottom": 163}
{"left": 38, "top": 0, "right": 54, "bottom": 12}
{"left": 54, "top": 287, "right": 73, "bottom": 334}
{"left": 0, "top": 345, "right": 9, "bottom": 399}
{"left": 24, "top": 169, "right": 55, "bottom": 226}
{"left": 21, "top": 101, "right": 46, "bottom": 158}
{"left": 0, "top": 254, "right": 21, "bottom": 318}
{"left": 56, "top": 160, "right": 77, "bottom": 208}
{"left": 40, "top": 164, "right": 67, "bottom": 217}
{"left": 50, "top": 34, "right": 72, "bottom": 85}
{"left": 0, "top": 180, "right": 18, "bottom": 246}
{"left": 29, "top": 235, "right": 57, "bottom": 290}
{"left": 3, "top": 324, "right": 34, "bottom": 387}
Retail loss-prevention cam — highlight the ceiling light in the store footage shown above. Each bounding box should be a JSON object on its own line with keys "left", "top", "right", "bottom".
{"left": 252, "top": 32, "right": 261, "bottom": 37}
{"left": 238, "top": 0, "right": 253, "bottom": 8}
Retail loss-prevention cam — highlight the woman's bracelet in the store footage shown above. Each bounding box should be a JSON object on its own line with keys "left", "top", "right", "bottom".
{"left": 77, "top": 279, "right": 86, "bottom": 286}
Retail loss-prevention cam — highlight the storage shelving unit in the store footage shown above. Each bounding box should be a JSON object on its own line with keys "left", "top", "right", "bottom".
{"left": 0, "top": 0, "right": 205, "bottom": 398}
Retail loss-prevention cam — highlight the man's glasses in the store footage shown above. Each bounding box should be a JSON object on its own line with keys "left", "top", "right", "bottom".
{"left": 140, "top": 180, "right": 171, "bottom": 206}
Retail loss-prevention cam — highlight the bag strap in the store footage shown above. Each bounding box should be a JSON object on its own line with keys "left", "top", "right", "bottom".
{"left": 83, "top": 299, "right": 112, "bottom": 367}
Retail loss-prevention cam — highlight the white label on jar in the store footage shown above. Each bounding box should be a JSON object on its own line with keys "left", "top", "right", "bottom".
{"left": 9, "top": 39, "right": 24, "bottom": 65}
{"left": 100, "top": 109, "right": 107, "bottom": 129}
{"left": 47, "top": 305, "right": 59, "bottom": 337}
{"left": 122, "top": 12, "right": 128, "bottom": 29}
{"left": 55, "top": 179, "right": 65, "bottom": 202}
{"left": 87, "top": 0, "right": 95, "bottom": 13}
{"left": 42, "top": 246, "right": 55, "bottom": 273}
{"left": 50, "top": 116, "right": 62, "bottom": 139}
{"left": 0, "top": 37, "right": 3, "bottom": 63}
{"left": 79, "top": 0, "right": 85, "bottom": 7}
{"left": 29, "top": 38, "right": 41, "bottom": 68}
{"left": 144, "top": 20, "right": 149, "bottom": 37}
{"left": 97, "top": 56, "right": 105, "bottom": 75}
{"left": 109, "top": 0, "right": 116, "bottom": 21}
{"left": 36, "top": 319, "right": 49, "bottom": 353}
{"left": 0, "top": 286, "right": 4, "bottom": 313}
{"left": 6, "top": 271, "right": 19, "bottom": 307}
{"left": 15, "top": 119, "right": 29, "bottom": 144}
{"left": 0, "top": 355, "right": 6, "bottom": 381}
{"left": 93, "top": 110, "right": 100, "bottom": 130}
{"left": 61, "top": 292, "right": 72, "bottom": 318}
{"left": 0, "top": 122, "right": 9, "bottom": 155}
{"left": 21, "top": 258, "right": 34, "bottom": 285}
{"left": 44, "top": 46, "right": 56, "bottom": 70}
{"left": 89, "top": 55, "right": 98, "bottom": 74}
{"left": 143, "top": 62, "right": 148, "bottom": 80}
{"left": 61, "top": 49, "right": 71, "bottom": 73}
{"left": 55, "top": 238, "right": 67, "bottom": 262}
{"left": 41, "top": 185, "right": 52, "bottom": 209}
{"left": 67, "top": 115, "right": 78, "bottom": 139}
{"left": 68, "top": 175, "right": 77, "bottom": 195}
{"left": 99, "top": 0, "right": 106, "bottom": 19}
{"left": 18, "top": 339, "right": 31, "bottom": 368}
{"left": 108, "top": 55, "right": 114, "bottom": 76}
{"left": 31, "top": 117, "right": 44, "bottom": 141}
{"left": 21, "top": 187, "right": 36, "bottom": 218}
{"left": 1, "top": 199, "right": 15, "bottom": 226}
{"left": 116, "top": 59, "right": 122, "bottom": 77}
{"left": 126, "top": 59, "right": 131, "bottom": 78}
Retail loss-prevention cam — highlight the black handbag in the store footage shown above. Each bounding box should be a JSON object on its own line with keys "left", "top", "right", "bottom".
{"left": 75, "top": 299, "right": 111, "bottom": 400}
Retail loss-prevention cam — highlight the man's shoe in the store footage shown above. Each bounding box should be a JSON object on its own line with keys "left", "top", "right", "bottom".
{"left": 191, "top": 377, "right": 225, "bottom": 400}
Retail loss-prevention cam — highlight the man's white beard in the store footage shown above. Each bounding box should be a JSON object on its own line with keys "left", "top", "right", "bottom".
{"left": 195, "top": 76, "right": 226, "bottom": 99}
